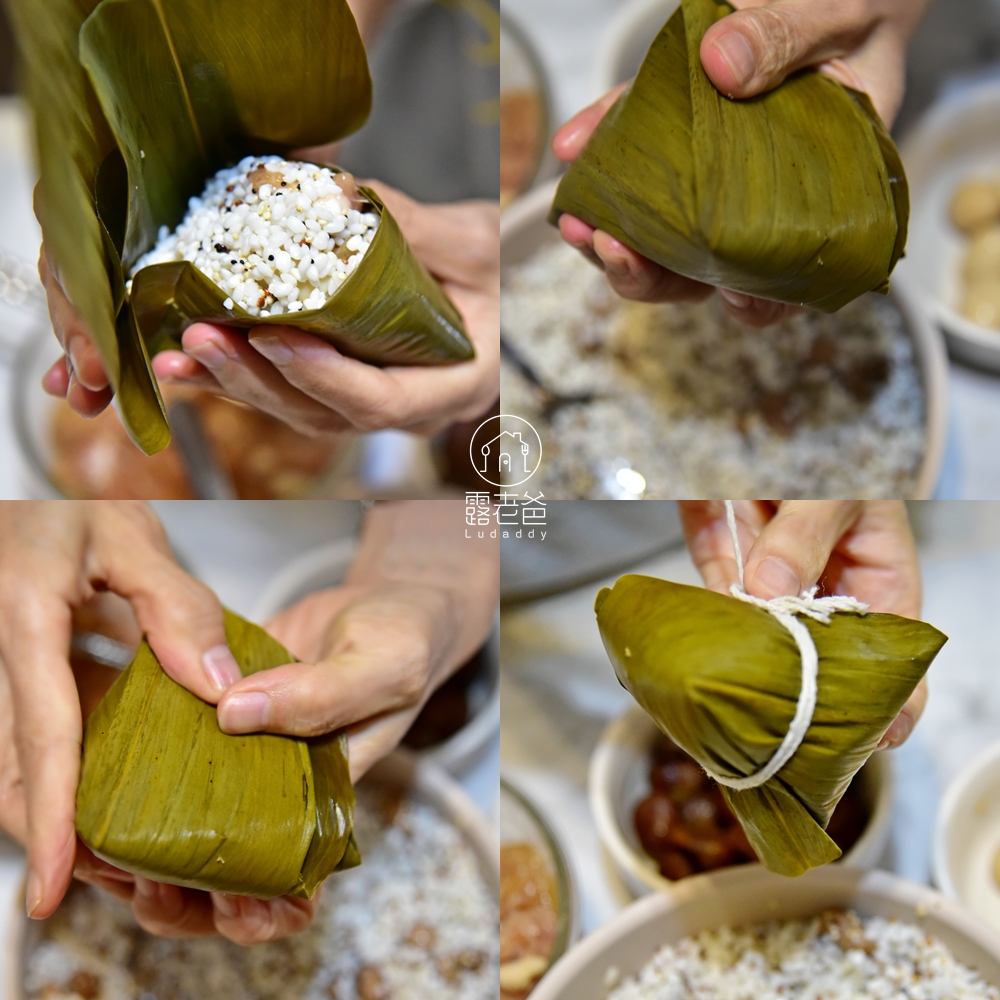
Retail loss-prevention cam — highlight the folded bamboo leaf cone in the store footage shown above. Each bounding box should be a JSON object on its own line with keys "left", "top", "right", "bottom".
{"left": 549, "top": 0, "right": 909, "bottom": 313}
{"left": 594, "top": 576, "right": 947, "bottom": 876}
{"left": 76, "top": 609, "right": 359, "bottom": 899}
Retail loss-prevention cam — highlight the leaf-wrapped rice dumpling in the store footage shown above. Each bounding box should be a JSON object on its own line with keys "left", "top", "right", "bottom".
{"left": 549, "top": 0, "right": 908, "bottom": 313}
{"left": 76, "top": 609, "right": 359, "bottom": 899}
{"left": 7, "top": 0, "right": 473, "bottom": 456}
{"left": 594, "top": 576, "right": 946, "bottom": 877}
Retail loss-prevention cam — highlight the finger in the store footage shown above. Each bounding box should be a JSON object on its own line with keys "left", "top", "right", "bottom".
{"left": 151, "top": 349, "right": 221, "bottom": 391}
{"left": 66, "top": 371, "right": 114, "bottom": 418}
{"left": 77, "top": 873, "right": 136, "bottom": 902}
{"left": 74, "top": 841, "right": 134, "bottom": 886}
{"left": 132, "top": 878, "right": 217, "bottom": 937}
{"left": 552, "top": 83, "right": 629, "bottom": 162}
{"left": 346, "top": 708, "right": 421, "bottom": 783}
{"left": 742, "top": 500, "right": 863, "bottom": 599}
{"left": 41, "top": 358, "right": 70, "bottom": 398}
{"left": 87, "top": 502, "right": 243, "bottom": 703}
{"left": 211, "top": 891, "right": 318, "bottom": 945}
{"left": 678, "top": 500, "right": 776, "bottom": 594}
{"left": 180, "top": 324, "right": 348, "bottom": 435}
{"left": 700, "top": 0, "right": 878, "bottom": 99}
{"left": 592, "top": 230, "right": 714, "bottom": 303}
{"left": 718, "top": 289, "right": 803, "bottom": 327}
{"left": 877, "top": 678, "right": 928, "bottom": 751}
{"left": 248, "top": 324, "right": 488, "bottom": 433}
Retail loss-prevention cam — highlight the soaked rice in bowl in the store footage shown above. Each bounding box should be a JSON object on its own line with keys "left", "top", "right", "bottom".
{"left": 604, "top": 910, "right": 999, "bottom": 1000}
{"left": 500, "top": 242, "right": 926, "bottom": 499}
{"left": 23, "top": 782, "right": 498, "bottom": 1000}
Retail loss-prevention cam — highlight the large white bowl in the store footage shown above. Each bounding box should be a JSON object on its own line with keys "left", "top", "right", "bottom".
{"left": 6, "top": 751, "right": 498, "bottom": 1000}
{"left": 532, "top": 865, "right": 1000, "bottom": 1000}
{"left": 898, "top": 80, "right": 1000, "bottom": 373}
{"left": 501, "top": 180, "right": 949, "bottom": 500}
{"left": 934, "top": 738, "right": 1000, "bottom": 934}
{"left": 253, "top": 541, "right": 500, "bottom": 776}
{"left": 590, "top": 706, "right": 895, "bottom": 898}
{"left": 595, "top": 0, "right": 677, "bottom": 92}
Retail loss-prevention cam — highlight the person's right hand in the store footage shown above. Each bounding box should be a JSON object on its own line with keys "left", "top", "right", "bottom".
{"left": 554, "top": 0, "right": 933, "bottom": 327}
{"left": 677, "top": 500, "right": 926, "bottom": 751}
{"left": 0, "top": 501, "right": 317, "bottom": 945}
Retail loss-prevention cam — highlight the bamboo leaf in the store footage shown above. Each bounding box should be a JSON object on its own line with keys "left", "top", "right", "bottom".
{"left": 595, "top": 576, "right": 946, "bottom": 876}
{"left": 549, "top": 0, "right": 908, "bottom": 313}
{"left": 76, "top": 609, "right": 357, "bottom": 899}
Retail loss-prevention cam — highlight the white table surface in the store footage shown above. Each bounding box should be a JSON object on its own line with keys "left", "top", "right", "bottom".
{"left": 500, "top": 501, "right": 1000, "bottom": 935}
{"left": 0, "top": 501, "right": 500, "bottom": 997}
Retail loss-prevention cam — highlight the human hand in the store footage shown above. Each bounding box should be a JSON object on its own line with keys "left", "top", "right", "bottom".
{"left": 554, "top": 0, "right": 931, "bottom": 327}
{"left": 0, "top": 501, "right": 316, "bottom": 944}
{"left": 678, "top": 500, "right": 925, "bottom": 750}
{"left": 215, "top": 499, "right": 499, "bottom": 780}
{"left": 151, "top": 183, "right": 499, "bottom": 437}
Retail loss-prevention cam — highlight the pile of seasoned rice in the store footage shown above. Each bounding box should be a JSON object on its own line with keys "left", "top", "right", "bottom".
{"left": 130, "top": 156, "right": 379, "bottom": 317}
{"left": 24, "top": 783, "right": 498, "bottom": 1000}
{"left": 604, "top": 910, "right": 999, "bottom": 1000}
{"left": 500, "top": 242, "right": 926, "bottom": 498}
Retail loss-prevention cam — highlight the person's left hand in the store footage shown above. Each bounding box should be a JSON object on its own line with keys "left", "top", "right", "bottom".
{"left": 678, "top": 500, "right": 926, "bottom": 751}
{"left": 149, "top": 182, "right": 499, "bottom": 437}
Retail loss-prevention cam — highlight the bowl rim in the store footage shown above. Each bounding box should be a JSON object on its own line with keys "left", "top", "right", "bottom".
{"left": 589, "top": 705, "right": 894, "bottom": 896}
{"left": 594, "top": 0, "right": 679, "bottom": 93}
{"left": 531, "top": 863, "right": 1000, "bottom": 1000}
{"left": 501, "top": 181, "right": 948, "bottom": 501}
{"left": 500, "top": 772, "right": 583, "bottom": 970}
{"left": 933, "top": 736, "right": 1000, "bottom": 901}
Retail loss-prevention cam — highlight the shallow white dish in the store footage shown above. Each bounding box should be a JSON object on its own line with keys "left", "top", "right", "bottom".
{"left": 590, "top": 705, "right": 895, "bottom": 898}
{"left": 531, "top": 865, "right": 1000, "bottom": 1000}
{"left": 898, "top": 80, "right": 1000, "bottom": 373}
{"left": 501, "top": 180, "right": 949, "bottom": 500}
{"left": 254, "top": 541, "right": 500, "bottom": 776}
{"left": 934, "top": 738, "right": 1000, "bottom": 934}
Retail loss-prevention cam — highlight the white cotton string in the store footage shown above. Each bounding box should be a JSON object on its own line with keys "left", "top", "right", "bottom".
{"left": 707, "top": 502, "right": 869, "bottom": 791}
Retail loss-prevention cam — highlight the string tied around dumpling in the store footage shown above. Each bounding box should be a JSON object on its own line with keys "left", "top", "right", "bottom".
{"left": 705, "top": 502, "right": 869, "bottom": 792}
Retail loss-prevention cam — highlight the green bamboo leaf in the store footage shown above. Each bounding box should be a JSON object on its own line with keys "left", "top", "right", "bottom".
{"left": 549, "top": 0, "right": 908, "bottom": 313}
{"left": 76, "top": 609, "right": 358, "bottom": 899}
{"left": 594, "top": 576, "right": 946, "bottom": 877}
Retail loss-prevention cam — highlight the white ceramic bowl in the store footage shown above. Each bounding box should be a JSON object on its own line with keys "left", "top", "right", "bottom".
{"left": 6, "top": 750, "right": 498, "bottom": 1000}
{"left": 500, "top": 775, "right": 583, "bottom": 975}
{"left": 253, "top": 541, "right": 500, "bottom": 776}
{"left": 595, "top": 0, "right": 678, "bottom": 92}
{"left": 531, "top": 864, "right": 1000, "bottom": 1000}
{"left": 590, "top": 706, "right": 895, "bottom": 898}
{"left": 501, "top": 180, "right": 949, "bottom": 500}
{"left": 898, "top": 80, "right": 1000, "bottom": 372}
{"left": 934, "top": 738, "right": 1000, "bottom": 934}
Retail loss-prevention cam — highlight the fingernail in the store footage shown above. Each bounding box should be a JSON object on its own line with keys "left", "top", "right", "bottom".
{"left": 133, "top": 876, "right": 157, "bottom": 900}
{"left": 753, "top": 558, "right": 801, "bottom": 599}
{"left": 712, "top": 31, "right": 757, "bottom": 88}
{"left": 212, "top": 892, "right": 240, "bottom": 918}
{"left": 249, "top": 334, "right": 294, "bottom": 365}
{"left": 68, "top": 339, "right": 102, "bottom": 391}
{"left": 719, "top": 289, "right": 753, "bottom": 309}
{"left": 218, "top": 691, "right": 270, "bottom": 733}
{"left": 203, "top": 645, "right": 243, "bottom": 692}
{"left": 25, "top": 869, "right": 42, "bottom": 918}
{"left": 185, "top": 339, "right": 229, "bottom": 369}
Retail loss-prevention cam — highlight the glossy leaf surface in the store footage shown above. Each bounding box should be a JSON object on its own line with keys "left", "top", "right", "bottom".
{"left": 76, "top": 609, "right": 358, "bottom": 899}
{"left": 595, "top": 576, "right": 946, "bottom": 876}
{"left": 549, "top": 0, "right": 908, "bottom": 313}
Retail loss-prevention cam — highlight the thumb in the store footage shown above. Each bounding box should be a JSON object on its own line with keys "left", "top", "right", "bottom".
{"left": 742, "top": 501, "right": 862, "bottom": 600}
{"left": 700, "top": 0, "right": 877, "bottom": 99}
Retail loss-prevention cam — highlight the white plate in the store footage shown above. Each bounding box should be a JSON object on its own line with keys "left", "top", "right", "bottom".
{"left": 897, "top": 80, "right": 1000, "bottom": 372}
{"left": 532, "top": 865, "right": 1000, "bottom": 1000}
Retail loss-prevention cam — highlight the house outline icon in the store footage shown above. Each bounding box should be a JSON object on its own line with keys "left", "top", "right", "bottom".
{"left": 480, "top": 431, "right": 530, "bottom": 475}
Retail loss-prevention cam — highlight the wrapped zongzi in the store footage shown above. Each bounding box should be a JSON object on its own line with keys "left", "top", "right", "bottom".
{"left": 594, "top": 575, "right": 946, "bottom": 877}
{"left": 549, "top": 0, "right": 908, "bottom": 313}
{"left": 8, "top": 0, "right": 473, "bottom": 456}
{"left": 76, "top": 609, "right": 358, "bottom": 899}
